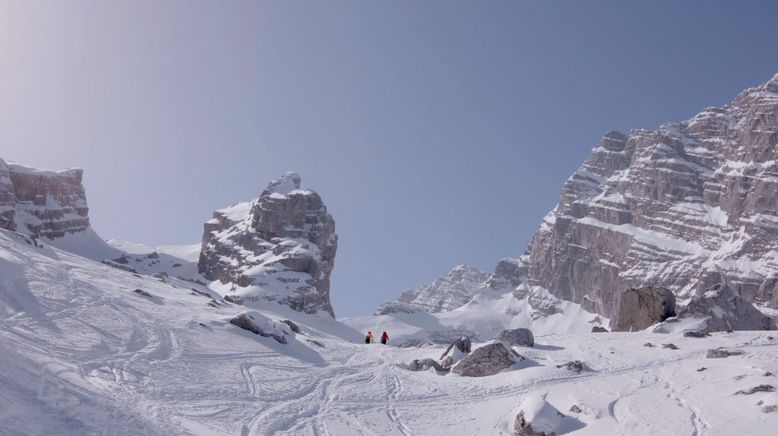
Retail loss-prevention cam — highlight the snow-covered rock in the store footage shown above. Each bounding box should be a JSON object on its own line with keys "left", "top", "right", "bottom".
{"left": 526, "top": 73, "right": 778, "bottom": 316}
{"left": 495, "top": 328, "right": 535, "bottom": 347}
{"left": 677, "top": 284, "right": 776, "bottom": 332}
{"left": 451, "top": 341, "right": 519, "bottom": 377}
{"left": 513, "top": 393, "right": 584, "bottom": 436}
{"left": 0, "top": 157, "right": 118, "bottom": 260}
{"left": 198, "top": 172, "right": 338, "bottom": 316}
{"left": 610, "top": 287, "right": 676, "bottom": 332}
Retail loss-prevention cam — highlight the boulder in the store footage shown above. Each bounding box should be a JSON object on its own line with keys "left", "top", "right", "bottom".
{"left": 591, "top": 326, "right": 608, "bottom": 333}
{"left": 408, "top": 358, "right": 447, "bottom": 372}
{"left": 513, "top": 393, "right": 583, "bottom": 436}
{"left": 706, "top": 348, "right": 743, "bottom": 358}
{"left": 610, "top": 287, "right": 676, "bottom": 332}
{"left": 556, "top": 361, "right": 585, "bottom": 373}
{"left": 678, "top": 284, "right": 776, "bottom": 332}
{"left": 452, "top": 342, "right": 518, "bottom": 377}
{"left": 734, "top": 385, "right": 774, "bottom": 395}
{"left": 683, "top": 330, "right": 709, "bottom": 338}
{"left": 496, "top": 328, "right": 534, "bottom": 347}
{"left": 280, "top": 320, "right": 301, "bottom": 334}
{"left": 229, "top": 313, "right": 287, "bottom": 344}
{"left": 439, "top": 336, "right": 472, "bottom": 369}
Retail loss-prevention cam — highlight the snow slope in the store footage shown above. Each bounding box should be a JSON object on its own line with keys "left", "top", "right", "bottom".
{"left": 2, "top": 227, "right": 778, "bottom": 435}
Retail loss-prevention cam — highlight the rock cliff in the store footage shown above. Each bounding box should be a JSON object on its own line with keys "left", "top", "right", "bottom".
{"left": 198, "top": 172, "right": 338, "bottom": 316}
{"left": 528, "top": 73, "right": 778, "bottom": 316}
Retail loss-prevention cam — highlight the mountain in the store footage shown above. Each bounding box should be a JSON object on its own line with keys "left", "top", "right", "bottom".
{"left": 0, "top": 158, "right": 118, "bottom": 260}
{"left": 198, "top": 172, "right": 338, "bottom": 316}
{"left": 528, "top": 73, "right": 778, "bottom": 317}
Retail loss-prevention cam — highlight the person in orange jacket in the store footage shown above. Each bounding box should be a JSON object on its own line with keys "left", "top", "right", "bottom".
{"left": 380, "top": 331, "right": 389, "bottom": 345}
{"left": 365, "top": 331, "right": 374, "bottom": 344}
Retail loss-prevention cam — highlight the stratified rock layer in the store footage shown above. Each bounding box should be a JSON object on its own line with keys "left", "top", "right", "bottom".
{"left": 198, "top": 172, "right": 338, "bottom": 316}
{"left": 528, "top": 73, "right": 778, "bottom": 316}
{"left": 0, "top": 158, "right": 90, "bottom": 239}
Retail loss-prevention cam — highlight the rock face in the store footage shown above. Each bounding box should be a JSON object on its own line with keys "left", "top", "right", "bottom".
{"left": 678, "top": 284, "right": 776, "bottom": 332}
{"left": 496, "top": 328, "right": 535, "bottom": 347}
{"left": 610, "top": 287, "right": 676, "bottom": 331}
{"left": 527, "top": 73, "right": 778, "bottom": 316}
{"left": 198, "top": 172, "right": 338, "bottom": 316}
{"left": 451, "top": 342, "right": 518, "bottom": 377}
{"left": 375, "top": 265, "right": 491, "bottom": 315}
{"left": 376, "top": 257, "right": 528, "bottom": 315}
{"left": 0, "top": 158, "right": 90, "bottom": 239}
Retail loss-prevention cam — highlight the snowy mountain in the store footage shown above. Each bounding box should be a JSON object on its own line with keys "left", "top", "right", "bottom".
{"left": 198, "top": 172, "right": 338, "bottom": 316}
{"left": 528, "top": 73, "right": 778, "bottom": 317}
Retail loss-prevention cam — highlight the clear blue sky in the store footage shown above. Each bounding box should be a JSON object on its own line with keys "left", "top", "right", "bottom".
{"left": 1, "top": 1, "right": 777, "bottom": 316}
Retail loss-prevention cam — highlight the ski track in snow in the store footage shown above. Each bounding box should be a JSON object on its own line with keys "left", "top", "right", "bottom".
{"left": 1, "top": 230, "right": 778, "bottom": 435}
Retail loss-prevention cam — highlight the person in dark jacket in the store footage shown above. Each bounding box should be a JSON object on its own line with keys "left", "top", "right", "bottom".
{"left": 380, "top": 331, "right": 389, "bottom": 345}
{"left": 365, "top": 331, "right": 374, "bottom": 344}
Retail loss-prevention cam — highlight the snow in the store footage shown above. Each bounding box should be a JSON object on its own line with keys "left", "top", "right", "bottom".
{"left": 2, "top": 228, "right": 778, "bottom": 435}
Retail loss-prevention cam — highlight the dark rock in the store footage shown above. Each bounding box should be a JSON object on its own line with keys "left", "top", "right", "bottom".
{"left": 765, "top": 372, "right": 774, "bottom": 377}
{"left": 146, "top": 252, "right": 160, "bottom": 259}
{"left": 224, "top": 295, "right": 243, "bottom": 305}
{"left": 452, "top": 342, "right": 518, "bottom": 377}
{"left": 514, "top": 410, "right": 553, "bottom": 436}
{"left": 697, "top": 367, "right": 707, "bottom": 372}
{"left": 495, "top": 328, "right": 534, "bottom": 347}
{"left": 280, "top": 320, "right": 301, "bottom": 334}
{"left": 172, "top": 263, "right": 182, "bottom": 268}
{"left": 643, "top": 342, "right": 655, "bottom": 347}
{"left": 229, "top": 313, "right": 287, "bottom": 344}
{"left": 440, "top": 336, "right": 472, "bottom": 360}
{"left": 662, "top": 343, "right": 679, "bottom": 350}
{"left": 132, "top": 289, "right": 152, "bottom": 298}
{"left": 734, "top": 385, "right": 774, "bottom": 395}
{"left": 610, "top": 287, "right": 676, "bottom": 332}
{"left": 591, "top": 326, "right": 609, "bottom": 333}
{"left": 683, "top": 330, "right": 710, "bottom": 338}
{"left": 408, "top": 358, "right": 447, "bottom": 372}
{"left": 556, "top": 361, "right": 585, "bottom": 373}
{"left": 764, "top": 405, "right": 778, "bottom": 413}
{"left": 569, "top": 405, "right": 582, "bottom": 414}
{"left": 706, "top": 348, "right": 743, "bottom": 358}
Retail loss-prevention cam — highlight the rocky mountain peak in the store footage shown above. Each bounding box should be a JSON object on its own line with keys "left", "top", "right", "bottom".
{"left": 198, "top": 172, "right": 338, "bottom": 316}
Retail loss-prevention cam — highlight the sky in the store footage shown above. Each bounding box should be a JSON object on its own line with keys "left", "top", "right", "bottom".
{"left": 1, "top": 1, "right": 778, "bottom": 316}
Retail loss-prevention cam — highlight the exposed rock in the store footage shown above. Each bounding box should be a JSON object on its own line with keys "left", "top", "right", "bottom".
{"left": 496, "top": 328, "right": 534, "bottom": 347}
{"left": 280, "top": 320, "right": 301, "bottom": 334}
{"left": 375, "top": 265, "right": 491, "bottom": 315}
{"left": 662, "top": 343, "right": 679, "bottom": 350}
{"left": 198, "top": 172, "right": 337, "bottom": 316}
{"left": 484, "top": 257, "right": 528, "bottom": 291}
{"left": 408, "top": 358, "right": 447, "bottom": 372}
{"left": 556, "top": 361, "right": 585, "bottom": 373}
{"left": 765, "top": 371, "right": 774, "bottom": 377}
{"left": 764, "top": 405, "right": 778, "bottom": 413}
{"left": 610, "top": 287, "right": 676, "bottom": 332}
{"left": 697, "top": 367, "right": 707, "bottom": 372}
{"left": 643, "top": 342, "right": 655, "bottom": 347}
{"left": 678, "top": 284, "right": 776, "bottom": 332}
{"left": 223, "top": 295, "right": 243, "bottom": 305}
{"left": 229, "top": 313, "right": 287, "bottom": 344}
{"left": 0, "top": 158, "right": 116, "bottom": 259}
{"left": 514, "top": 393, "right": 583, "bottom": 436}
{"left": 569, "top": 405, "right": 582, "bottom": 414}
{"left": 132, "top": 289, "right": 152, "bottom": 298}
{"left": 683, "top": 331, "right": 710, "bottom": 338}
{"left": 591, "top": 326, "right": 608, "bottom": 333}
{"left": 706, "top": 348, "right": 743, "bottom": 358}
{"left": 734, "top": 385, "right": 774, "bottom": 395}
{"left": 452, "top": 342, "right": 518, "bottom": 377}
{"left": 526, "top": 74, "right": 778, "bottom": 316}
{"left": 439, "top": 336, "right": 472, "bottom": 369}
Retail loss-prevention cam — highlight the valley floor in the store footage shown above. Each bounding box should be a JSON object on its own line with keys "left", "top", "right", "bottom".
{"left": 1, "top": 230, "right": 778, "bottom": 435}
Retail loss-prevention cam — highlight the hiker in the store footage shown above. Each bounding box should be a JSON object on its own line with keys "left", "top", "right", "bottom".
{"left": 365, "top": 331, "right": 374, "bottom": 344}
{"left": 380, "top": 331, "right": 389, "bottom": 345}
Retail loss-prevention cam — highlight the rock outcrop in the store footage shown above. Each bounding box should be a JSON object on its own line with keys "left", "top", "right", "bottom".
{"left": 513, "top": 393, "right": 584, "bottom": 436}
{"left": 610, "top": 287, "right": 676, "bottom": 332}
{"left": 375, "top": 265, "right": 491, "bottom": 315}
{"left": 0, "top": 158, "right": 90, "bottom": 239}
{"left": 451, "top": 341, "right": 518, "bottom": 377}
{"left": 0, "top": 158, "right": 117, "bottom": 260}
{"left": 198, "top": 172, "right": 338, "bottom": 316}
{"left": 496, "top": 328, "right": 535, "bottom": 347}
{"left": 677, "top": 284, "right": 776, "bottom": 332}
{"left": 408, "top": 358, "right": 447, "bottom": 372}
{"left": 527, "top": 73, "right": 778, "bottom": 316}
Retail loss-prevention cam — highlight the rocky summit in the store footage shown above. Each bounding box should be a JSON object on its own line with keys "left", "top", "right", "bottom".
{"left": 0, "top": 158, "right": 90, "bottom": 239}
{"left": 198, "top": 172, "right": 338, "bottom": 316}
{"left": 527, "top": 73, "right": 778, "bottom": 316}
